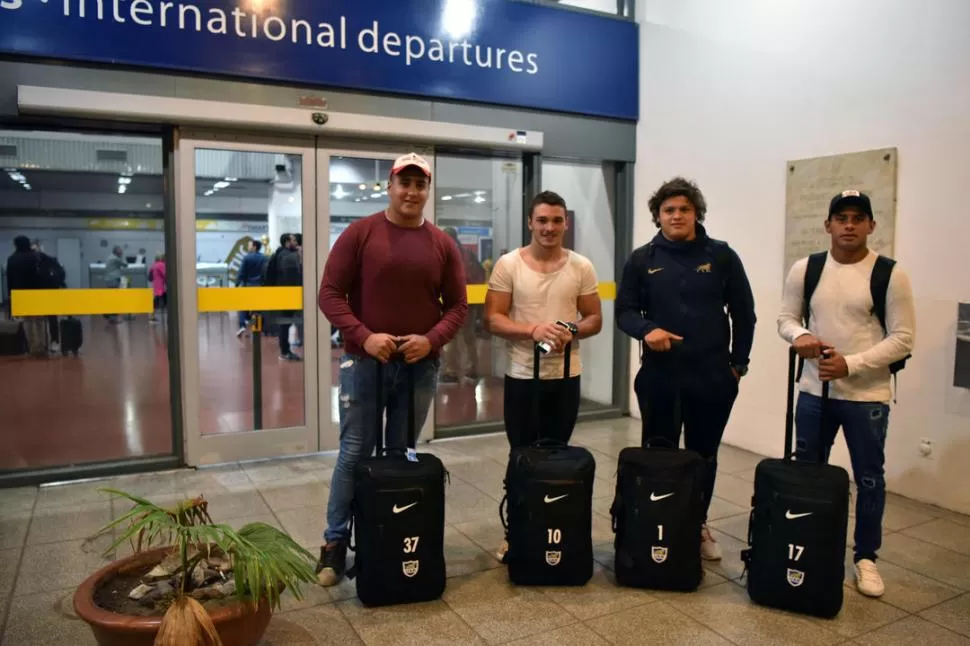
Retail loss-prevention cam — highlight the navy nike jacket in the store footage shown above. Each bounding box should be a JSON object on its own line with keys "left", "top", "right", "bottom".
{"left": 616, "top": 225, "right": 756, "bottom": 368}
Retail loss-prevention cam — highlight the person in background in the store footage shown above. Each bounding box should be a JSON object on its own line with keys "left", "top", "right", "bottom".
{"left": 485, "top": 190, "right": 603, "bottom": 562}
{"left": 315, "top": 152, "right": 468, "bottom": 587}
{"left": 777, "top": 189, "right": 916, "bottom": 598}
{"left": 234, "top": 239, "right": 266, "bottom": 336}
{"left": 264, "top": 233, "right": 303, "bottom": 361}
{"left": 616, "top": 176, "right": 756, "bottom": 564}
{"left": 103, "top": 246, "right": 127, "bottom": 324}
{"left": 30, "top": 239, "right": 62, "bottom": 353}
{"left": 441, "top": 226, "right": 486, "bottom": 384}
{"left": 6, "top": 235, "right": 48, "bottom": 356}
{"left": 149, "top": 254, "right": 167, "bottom": 324}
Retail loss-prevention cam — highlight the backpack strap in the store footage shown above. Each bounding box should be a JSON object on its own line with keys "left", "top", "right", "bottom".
{"left": 795, "top": 252, "right": 828, "bottom": 381}
{"left": 870, "top": 255, "right": 910, "bottom": 385}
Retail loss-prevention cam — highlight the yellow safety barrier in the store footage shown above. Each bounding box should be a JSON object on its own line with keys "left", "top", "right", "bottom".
{"left": 11, "top": 282, "right": 617, "bottom": 317}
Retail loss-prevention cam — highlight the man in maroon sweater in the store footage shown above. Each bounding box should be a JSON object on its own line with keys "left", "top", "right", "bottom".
{"left": 315, "top": 152, "right": 468, "bottom": 586}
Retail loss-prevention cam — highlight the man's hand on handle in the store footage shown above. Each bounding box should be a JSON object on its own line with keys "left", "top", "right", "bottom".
{"left": 398, "top": 335, "right": 432, "bottom": 364}
{"left": 363, "top": 333, "right": 399, "bottom": 363}
{"left": 644, "top": 328, "right": 683, "bottom": 352}
{"left": 818, "top": 346, "right": 849, "bottom": 382}
{"left": 792, "top": 333, "right": 824, "bottom": 359}
{"left": 531, "top": 322, "right": 572, "bottom": 353}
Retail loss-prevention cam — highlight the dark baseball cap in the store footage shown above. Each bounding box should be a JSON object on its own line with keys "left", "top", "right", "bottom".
{"left": 829, "top": 189, "right": 873, "bottom": 217}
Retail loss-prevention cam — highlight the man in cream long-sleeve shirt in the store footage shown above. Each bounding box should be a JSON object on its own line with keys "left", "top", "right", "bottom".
{"left": 778, "top": 190, "right": 915, "bottom": 599}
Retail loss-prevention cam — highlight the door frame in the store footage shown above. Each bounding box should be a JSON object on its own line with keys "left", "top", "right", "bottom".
{"left": 314, "top": 142, "right": 439, "bottom": 448}
{"left": 177, "top": 129, "right": 321, "bottom": 466}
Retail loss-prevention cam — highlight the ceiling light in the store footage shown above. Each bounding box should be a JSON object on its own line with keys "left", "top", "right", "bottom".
{"left": 224, "top": 177, "right": 238, "bottom": 182}
{"left": 204, "top": 190, "right": 214, "bottom": 196}
{"left": 373, "top": 183, "right": 381, "bottom": 191}
{"left": 146, "top": 202, "right": 152, "bottom": 208}
{"left": 354, "top": 198, "right": 360, "bottom": 202}
{"left": 441, "top": 195, "right": 452, "bottom": 201}
{"left": 288, "top": 197, "right": 295, "bottom": 203}
{"left": 370, "top": 192, "right": 383, "bottom": 199}
{"left": 8, "top": 171, "right": 25, "bottom": 183}
{"left": 474, "top": 190, "right": 486, "bottom": 195}
{"left": 118, "top": 177, "right": 132, "bottom": 185}
{"left": 474, "top": 196, "right": 486, "bottom": 204}
{"left": 118, "top": 185, "right": 127, "bottom": 195}
{"left": 332, "top": 185, "right": 348, "bottom": 199}
{"left": 214, "top": 181, "right": 230, "bottom": 189}
{"left": 359, "top": 183, "right": 366, "bottom": 190}
{"left": 22, "top": 184, "right": 31, "bottom": 191}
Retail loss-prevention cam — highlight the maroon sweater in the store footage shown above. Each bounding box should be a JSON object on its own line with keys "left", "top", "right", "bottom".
{"left": 319, "top": 212, "right": 469, "bottom": 358}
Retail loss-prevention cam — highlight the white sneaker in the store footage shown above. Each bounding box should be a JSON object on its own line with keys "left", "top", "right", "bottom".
{"left": 854, "top": 559, "right": 885, "bottom": 597}
{"left": 700, "top": 525, "right": 722, "bottom": 561}
{"left": 496, "top": 540, "right": 509, "bottom": 563}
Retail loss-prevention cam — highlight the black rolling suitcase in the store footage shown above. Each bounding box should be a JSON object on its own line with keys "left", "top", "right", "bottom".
{"left": 348, "top": 358, "right": 448, "bottom": 607}
{"left": 741, "top": 347, "right": 850, "bottom": 618}
{"left": 610, "top": 377, "right": 706, "bottom": 591}
{"left": 500, "top": 344, "right": 596, "bottom": 586}
{"left": 59, "top": 317, "right": 83, "bottom": 355}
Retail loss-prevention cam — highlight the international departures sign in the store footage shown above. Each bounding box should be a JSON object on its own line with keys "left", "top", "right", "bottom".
{"left": 0, "top": 0, "right": 640, "bottom": 120}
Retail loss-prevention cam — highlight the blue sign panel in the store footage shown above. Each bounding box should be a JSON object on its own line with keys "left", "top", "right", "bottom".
{"left": 0, "top": 0, "right": 639, "bottom": 120}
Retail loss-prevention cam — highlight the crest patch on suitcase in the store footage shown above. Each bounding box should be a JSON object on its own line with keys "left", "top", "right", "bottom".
{"left": 402, "top": 560, "right": 420, "bottom": 578}
{"left": 651, "top": 546, "right": 668, "bottom": 564}
{"left": 786, "top": 568, "right": 805, "bottom": 587}
{"left": 545, "top": 551, "right": 562, "bottom": 566}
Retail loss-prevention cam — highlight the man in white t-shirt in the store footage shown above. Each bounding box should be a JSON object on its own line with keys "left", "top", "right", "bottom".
{"left": 485, "top": 190, "right": 603, "bottom": 448}
{"left": 777, "top": 189, "right": 916, "bottom": 599}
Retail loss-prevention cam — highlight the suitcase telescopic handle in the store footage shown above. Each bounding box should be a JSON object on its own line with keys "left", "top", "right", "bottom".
{"left": 530, "top": 341, "right": 572, "bottom": 444}
{"left": 373, "top": 354, "right": 417, "bottom": 457}
{"left": 787, "top": 346, "right": 830, "bottom": 462}
{"left": 640, "top": 338, "right": 684, "bottom": 448}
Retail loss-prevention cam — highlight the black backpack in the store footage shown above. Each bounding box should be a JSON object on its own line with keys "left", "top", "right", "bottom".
{"left": 35, "top": 252, "right": 66, "bottom": 289}
{"left": 801, "top": 252, "right": 911, "bottom": 377}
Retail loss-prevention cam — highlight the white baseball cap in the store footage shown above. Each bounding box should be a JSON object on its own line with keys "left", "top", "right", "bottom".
{"left": 390, "top": 152, "right": 432, "bottom": 178}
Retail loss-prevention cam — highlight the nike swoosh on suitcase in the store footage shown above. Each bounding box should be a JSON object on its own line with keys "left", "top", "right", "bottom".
{"left": 393, "top": 502, "right": 418, "bottom": 514}
{"left": 543, "top": 494, "right": 568, "bottom": 503}
{"left": 649, "top": 492, "right": 674, "bottom": 502}
{"left": 785, "top": 510, "right": 812, "bottom": 520}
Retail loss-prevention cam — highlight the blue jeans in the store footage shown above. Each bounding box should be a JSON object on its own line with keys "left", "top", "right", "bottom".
{"left": 794, "top": 392, "right": 889, "bottom": 562}
{"left": 323, "top": 354, "right": 439, "bottom": 543}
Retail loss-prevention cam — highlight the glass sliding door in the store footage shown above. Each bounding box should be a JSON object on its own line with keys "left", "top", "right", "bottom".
{"left": 315, "top": 145, "right": 437, "bottom": 449}
{"left": 178, "top": 133, "right": 322, "bottom": 465}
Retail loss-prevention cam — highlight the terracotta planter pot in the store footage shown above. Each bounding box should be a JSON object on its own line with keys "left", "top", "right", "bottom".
{"left": 73, "top": 547, "right": 273, "bottom": 646}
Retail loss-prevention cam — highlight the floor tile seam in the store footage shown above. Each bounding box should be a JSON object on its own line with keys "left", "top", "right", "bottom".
{"left": 896, "top": 518, "right": 970, "bottom": 545}
{"left": 866, "top": 614, "right": 970, "bottom": 641}
{"left": 875, "top": 551, "right": 970, "bottom": 593}
{"left": 912, "top": 590, "right": 970, "bottom": 625}
{"left": 0, "top": 489, "right": 38, "bottom": 639}
{"left": 658, "top": 590, "right": 747, "bottom": 646}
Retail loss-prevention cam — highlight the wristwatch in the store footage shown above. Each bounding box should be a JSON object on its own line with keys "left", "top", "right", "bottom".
{"left": 559, "top": 321, "right": 579, "bottom": 335}
{"left": 732, "top": 364, "right": 749, "bottom": 377}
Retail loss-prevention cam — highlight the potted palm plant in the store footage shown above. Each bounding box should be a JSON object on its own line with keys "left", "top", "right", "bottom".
{"left": 73, "top": 488, "right": 318, "bottom": 646}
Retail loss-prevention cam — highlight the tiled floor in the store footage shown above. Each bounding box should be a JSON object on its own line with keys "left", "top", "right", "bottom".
{"left": 2, "top": 418, "right": 969, "bottom": 645}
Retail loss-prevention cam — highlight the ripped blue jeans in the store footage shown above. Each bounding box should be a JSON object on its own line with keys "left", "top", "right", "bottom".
{"left": 794, "top": 392, "right": 889, "bottom": 562}
{"left": 324, "top": 354, "right": 439, "bottom": 544}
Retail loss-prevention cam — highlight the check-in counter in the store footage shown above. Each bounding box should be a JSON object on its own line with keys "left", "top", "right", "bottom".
{"left": 87, "top": 263, "right": 230, "bottom": 288}
{"left": 88, "top": 263, "right": 149, "bottom": 289}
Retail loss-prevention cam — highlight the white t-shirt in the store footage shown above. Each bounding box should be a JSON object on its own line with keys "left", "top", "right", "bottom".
{"left": 488, "top": 248, "right": 599, "bottom": 380}
{"left": 777, "top": 250, "right": 916, "bottom": 403}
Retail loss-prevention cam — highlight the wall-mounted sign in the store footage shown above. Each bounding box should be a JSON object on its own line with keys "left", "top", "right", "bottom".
{"left": 0, "top": 0, "right": 639, "bottom": 120}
